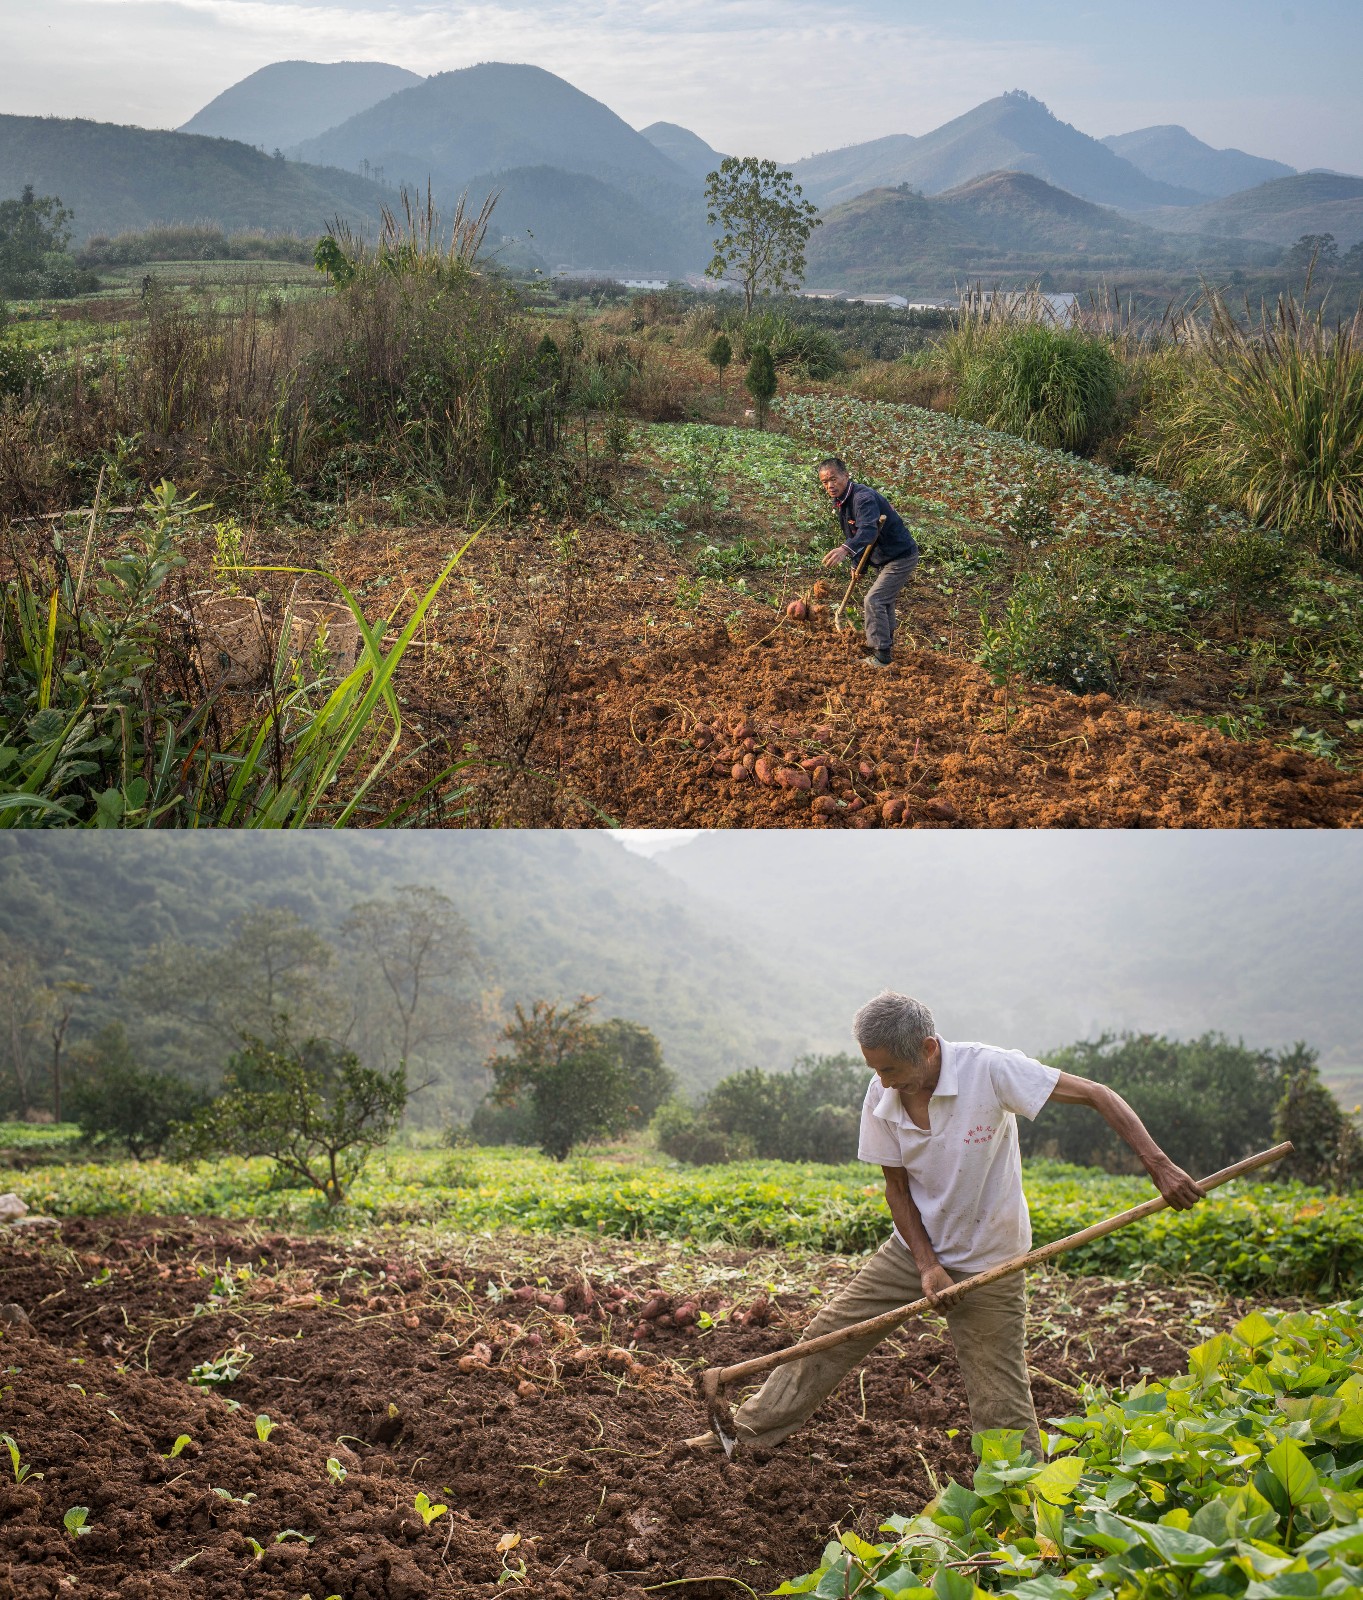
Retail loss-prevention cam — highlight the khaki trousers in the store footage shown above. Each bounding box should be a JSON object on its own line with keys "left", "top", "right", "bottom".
{"left": 732, "top": 1235, "right": 1041, "bottom": 1457}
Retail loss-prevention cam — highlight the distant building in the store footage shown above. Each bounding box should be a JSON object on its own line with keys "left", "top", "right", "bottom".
{"left": 845, "top": 294, "right": 911, "bottom": 309}
{"left": 959, "top": 288, "right": 1079, "bottom": 324}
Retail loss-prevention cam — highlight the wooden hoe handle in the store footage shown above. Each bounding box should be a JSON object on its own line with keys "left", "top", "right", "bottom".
{"left": 705, "top": 1141, "right": 1293, "bottom": 1392}
{"left": 836, "top": 515, "right": 886, "bottom": 614}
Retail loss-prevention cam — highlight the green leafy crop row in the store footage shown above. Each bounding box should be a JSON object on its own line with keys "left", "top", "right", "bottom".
{"left": 7, "top": 1150, "right": 1360, "bottom": 1298}
{"left": 778, "top": 1298, "right": 1363, "bottom": 1599}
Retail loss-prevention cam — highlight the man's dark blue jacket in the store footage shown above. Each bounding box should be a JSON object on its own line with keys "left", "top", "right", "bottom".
{"left": 834, "top": 481, "right": 918, "bottom": 566}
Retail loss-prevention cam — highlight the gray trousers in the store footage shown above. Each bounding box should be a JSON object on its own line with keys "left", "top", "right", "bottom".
{"left": 731, "top": 1235, "right": 1041, "bottom": 1457}
{"left": 863, "top": 554, "right": 919, "bottom": 654}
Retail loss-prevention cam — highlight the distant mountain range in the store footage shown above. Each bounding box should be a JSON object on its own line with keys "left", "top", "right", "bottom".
{"left": 639, "top": 121, "right": 727, "bottom": 182}
{"left": 801, "top": 171, "right": 1265, "bottom": 296}
{"left": 1143, "top": 171, "right": 1363, "bottom": 248}
{"left": 290, "top": 64, "right": 688, "bottom": 196}
{"left": 652, "top": 832, "right": 1363, "bottom": 1091}
{"left": 5, "top": 63, "right": 1358, "bottom": 280}
{"left": 789, "top": 91, "right": 1205, "bottom": 212}
{"left": 1101, "top": 125, "right": 1296, "bottom": 199}
{"left": 180, "top": 60, "right": 423, "bottom": 152}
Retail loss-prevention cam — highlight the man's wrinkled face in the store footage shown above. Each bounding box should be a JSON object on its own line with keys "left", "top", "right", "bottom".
{"left": 818, "top": 465, "right": 850, "bottom": 502}
{"left": 862, "top": 1041, "right": 937, "bottom": 1094}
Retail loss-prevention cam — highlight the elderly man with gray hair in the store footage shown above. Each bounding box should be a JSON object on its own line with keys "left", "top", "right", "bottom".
{"left": 689, "top": 992, "right": 1203, "bottom": 1459}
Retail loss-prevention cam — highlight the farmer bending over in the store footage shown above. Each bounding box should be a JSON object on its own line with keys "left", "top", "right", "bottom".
{"left": 818, "top": 458, "right": 919, "bottom": 668}
{"left": 686, "top": 992, "right": 1202, "bottom": 1459}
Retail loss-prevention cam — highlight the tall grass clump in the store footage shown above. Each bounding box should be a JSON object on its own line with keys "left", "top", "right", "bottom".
{"left": 1145, "top": 286, "right": 1363, "bottom": 557}
{"left": 952, "top": 318, "right": 1123, "bottom": 454}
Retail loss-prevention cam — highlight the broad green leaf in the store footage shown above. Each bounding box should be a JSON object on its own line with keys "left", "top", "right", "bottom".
{"left": 1235, "top": 1312, "right": 1278, "bottom": 1351}
{"left": 1265, "top": 1438, "right": 1326, "bottom": 1511}
{"left": 1127, "top": 1518, "right": 1223, "bottom": 1566}
{"left": 1189, "top": 1335, "right": 1234, "bottom": 1384}
{"left": 1031, "top": 1457, "right": 1084, "bottom": 1506}
{"left": 840, "top": 1531, "right": 884, "bottom": 1564}
{"left": 771, "top": 1575, "right": 821, "bottom": 1596}
{"left": 1121, "top": 1392, "right": 1169, "bottom": 1418}
{"left": 1243, "top": 1573, "right": 1322, "bottom": 1598}
{"left": 1300, "top": 1524, "right": 1363, "bottom": 1565}
{"left": 930, "top": 1571, "right": 976, "bottom": 1600}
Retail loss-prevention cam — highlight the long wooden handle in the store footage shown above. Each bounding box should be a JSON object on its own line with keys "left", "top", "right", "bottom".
{"left": 710, "top": 1141, "right": 1293, "bottom": 1389}
{"left": 836, "top": 515, "right": 886, "bottom": 612}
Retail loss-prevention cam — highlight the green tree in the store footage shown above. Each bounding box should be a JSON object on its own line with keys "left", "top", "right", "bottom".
{"left": 174, "top": 1027, "right": 407, "bottom": 1204}
{"left": 1018, "top": 1032, "right": 1292, "bottom": 1174}
{"left": 705, "top": 157, "right": 821, "bottom": 315}
{"left": 1283, "top": 232, "right": 1339, "bottom": 276}
{"left": 313, "top": 234, "right": 356, "bottom": 285}
{"left": 67, "top": 1023, "right": 206, "bottom": 1159}
{"left": 659, "top": 1054, "right": 866, "bottom": 1166}
{"left": 1273, "top": 1043, "right": 1362, "bottom": 1191}
{"left": 127, "top": 907, "right": 342, "bottom": 1082}
{"left": 744, "top": 344, "right": 777, "bottom": 430}
{"left": 706, "top": 331, "right": 732, "bottom": 383}
{"left": 594, "top": 1017, "right": 675, "bottom": 1128}
{"left": 487, "top": 997, "right": 660, "bottom": 1160}
{"left": 339, "top": 886, "right": 480, "bottom": 1073}
{"left": 0, "top": 186, "right": 74, "bottom": 295}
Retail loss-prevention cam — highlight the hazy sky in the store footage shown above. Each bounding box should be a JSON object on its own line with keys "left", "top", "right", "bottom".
{"left": 2, "top": 0, "right": 1360, "bottom": 172}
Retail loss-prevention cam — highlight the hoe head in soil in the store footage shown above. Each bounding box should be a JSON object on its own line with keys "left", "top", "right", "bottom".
{"left": 691, "top": 1142, "right": 1292, "bottom": 1455}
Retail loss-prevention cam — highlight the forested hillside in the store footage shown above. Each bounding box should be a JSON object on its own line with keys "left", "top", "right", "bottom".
{"left": 0, "top": 837, "right": 844, "bottom": 1108}
{"left": 0, "top": 116, "right": 390, "bottom": 242}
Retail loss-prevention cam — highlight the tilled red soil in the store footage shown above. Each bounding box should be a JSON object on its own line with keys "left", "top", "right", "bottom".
{"left": 1, "top": 1218, "right": 1258, "bottom": 1599}
{"left": 561, "top": 616, "right": 1363, "bottom": 827}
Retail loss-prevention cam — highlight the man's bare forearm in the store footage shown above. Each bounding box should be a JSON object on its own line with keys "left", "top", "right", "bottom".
{"left": 1077, "top": 1083, "right": 1204, "bottom": 1208}
{"left": 882, "top": 1168, "right": 954, "bottom": 1303}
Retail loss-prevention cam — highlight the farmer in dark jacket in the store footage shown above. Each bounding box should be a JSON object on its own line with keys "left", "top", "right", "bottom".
{"left": 818, "top": 458, "right": 919, "bottom": 667}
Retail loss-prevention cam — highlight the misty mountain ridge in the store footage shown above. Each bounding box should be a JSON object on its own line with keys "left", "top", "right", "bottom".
{"left": 790, "top": 91, "right": 1207, "bottom": 212}
{"left": 180, "top": 60, "right": 424, "bottom": 153}
{"left": 802, "top": 170, "right": 1260, "bottom": 295}
{"left": 638, "top": 121, "right": 727, "bottom": 182}
{"left": 290, "top": 63, "right": 692, "bottom": 198}
{"left": 1143, "top": 171, "right": 1363, "bottom": 249}
{"left": 652, "top": 832, "right": 1363, "bottom": 1091}
{"left": 1102, "top": 124, "right": 1296, "bottom": 199}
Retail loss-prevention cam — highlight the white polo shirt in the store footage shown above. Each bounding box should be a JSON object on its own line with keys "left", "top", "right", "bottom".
{"left": 857, "top": 1038, "right": 1059, "bottom": 1275}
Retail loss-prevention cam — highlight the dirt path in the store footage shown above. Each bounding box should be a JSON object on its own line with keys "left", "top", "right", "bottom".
{"left": 562, "top": 614, "right": 1363, "bottom": 827}
{"left": 2, "top": 1218, "right": 1267, "bottom": 1599}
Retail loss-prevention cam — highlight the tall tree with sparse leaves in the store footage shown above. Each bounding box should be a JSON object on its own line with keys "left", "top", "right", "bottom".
{"left": 705, "top": 157, "right": 821, "bottom": 315}
{"left": 487, "top": 997, "right": 637, "bottom": 1160}
{"left": 174, "top": 1026, "right": 408, "bottom": 1205}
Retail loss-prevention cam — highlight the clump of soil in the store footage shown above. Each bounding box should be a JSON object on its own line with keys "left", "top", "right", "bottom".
{"left": 560, "top": 617, "right": 1363, "bottom": 827}
{"left": 1, "top": 1218, "right": 1266, "bottom": 1599}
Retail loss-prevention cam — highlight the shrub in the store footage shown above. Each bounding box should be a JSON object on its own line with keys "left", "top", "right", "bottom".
{"left": 1019, "top": 1032, "right": 1297, "bottom": 1175}
{"left": 731, "top": 311, "right": 841, "bottom": 378}
{"left": 744, "top": 345, "right": 777, "bottom": 429}
{"left": 849, "top": 359, "right": 955, "bottom": 410}
{"left": 1144, "top": 288, "right": 1363, "bottom": 557}
{"left": 174, "top": 1028, "right": 407, "bottom": 1205}
{"left": 67, "top": 1024, "right": 207, "bottom": 1159}
{"left": 977, "top": 557, "right": 1119, "bottom": 696}
{"left": 1274, "top": 1044, "right": 1363, "bottom": 1191}
{"left": 706, "top": 331, "right": 732, "bottom": 380}
{"left": 651, "top": 1099, "right": 745, "bottom": 1166}
{"left": 484, "top": 999, "right": 671, "bottom": 1160}
{"left": 656, "top": 1055, "right": 867, "bottom": 1166}
{"left": 954, "top": 322, "right": 1123, "bottom": 454}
